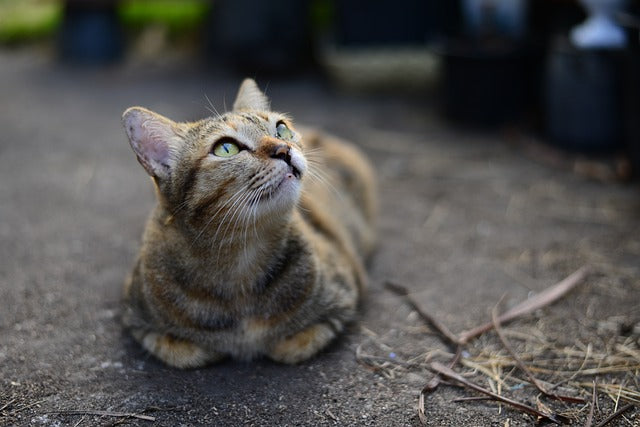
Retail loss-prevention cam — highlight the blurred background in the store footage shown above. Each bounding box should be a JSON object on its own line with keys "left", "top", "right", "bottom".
{"left": 1, "top": 0, "right": 639, "bottom": 178}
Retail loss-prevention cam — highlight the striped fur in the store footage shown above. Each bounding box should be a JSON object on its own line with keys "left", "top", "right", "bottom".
{"left": 121, "top": 79, "right": 376, "bottom": 368}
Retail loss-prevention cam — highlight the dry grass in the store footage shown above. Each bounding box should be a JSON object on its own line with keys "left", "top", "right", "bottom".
{"left": 357, "top": 272, "right": 639, "bottom": 425}
{"left": 357, "top": 325, "right": 639, "bottom": 423}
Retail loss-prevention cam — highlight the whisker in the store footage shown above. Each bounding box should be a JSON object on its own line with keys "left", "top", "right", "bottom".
{"left": 295, "top": 199, "right": 312, "bottom": 214}
{"left": 170, "top": 199, "right": 191, "bottom": 217}
{"left": 191, "top": 184, "right": 249, "bottom": 247}
{"left": 250, "top": 188, "right": 265, "bottom": 241}
{"left": 302, "top": 147, "right": 324, "bottom": 157}
{"left": 213, "top": 188, "right": 256, "bottom": 264}
{"left": 203, "top": 93, "right": 222, "bottom": 118}
{"left": 238, "top": 188, "right": 262, "bottom": 264}
{"left": 306, "top": 164, "right": 344, "bottom": 202}
{"left": 222, "top": 187, "right": 261, "bottom": 265}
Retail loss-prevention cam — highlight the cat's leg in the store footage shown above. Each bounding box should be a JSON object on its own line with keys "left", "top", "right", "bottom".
{"left": 267, "top": 322, "right": 340, "bottom": 364}
{"left": 124, "top": 267, "right": 223, "bottom": 368}
{"left": 131, "top": 329, "right": 223, "bottom": 369}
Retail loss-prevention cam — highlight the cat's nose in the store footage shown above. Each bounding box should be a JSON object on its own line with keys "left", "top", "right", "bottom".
{"left": 271, "top": 144, "right": 292, "bottom": 165}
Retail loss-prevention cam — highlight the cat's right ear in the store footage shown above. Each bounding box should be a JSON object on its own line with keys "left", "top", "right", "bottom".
{"left": 122, "top": 107, "right": 183, "bottom": 181}
{"left": 233, "top": 78, "right": 270, "bottom": 111}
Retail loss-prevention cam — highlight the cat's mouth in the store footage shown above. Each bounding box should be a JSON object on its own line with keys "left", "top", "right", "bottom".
{"left": 291, "top": 165, "right": 302, "bottom": 180}
{"left": 260, "top": 165, "right": 302, "bottom": 202}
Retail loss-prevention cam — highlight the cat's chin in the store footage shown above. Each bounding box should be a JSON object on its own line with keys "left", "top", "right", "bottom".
{"left": 259, "top": 172, "right": 301, "bottom": 213}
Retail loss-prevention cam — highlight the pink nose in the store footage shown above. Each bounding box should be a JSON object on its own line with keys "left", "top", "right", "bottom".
{"left": 271, "top": 144, "right": 291, "bottom": 165}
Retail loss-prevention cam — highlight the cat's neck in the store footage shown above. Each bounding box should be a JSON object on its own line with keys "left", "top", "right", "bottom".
{"left": 158, "top": 206, "right": 294, "bottom": 296}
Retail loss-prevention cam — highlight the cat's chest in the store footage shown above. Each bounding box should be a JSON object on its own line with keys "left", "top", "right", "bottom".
{"left": 206, "top": 316, "right": 283, "bottom": 357}
{"left": 239, "top": 317, "right": 276, "bottom": 343}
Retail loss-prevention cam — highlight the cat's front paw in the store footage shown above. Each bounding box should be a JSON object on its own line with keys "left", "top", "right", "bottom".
{"left": 133, "top": 330, "right": 223, "bottom": 369}
{"left": 267, "top": 323, "right": 337, "bottom": 364}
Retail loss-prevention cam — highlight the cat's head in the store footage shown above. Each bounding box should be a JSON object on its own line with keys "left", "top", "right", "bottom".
{"left": 122, "top": 79, "right": 307, "bottom": 230}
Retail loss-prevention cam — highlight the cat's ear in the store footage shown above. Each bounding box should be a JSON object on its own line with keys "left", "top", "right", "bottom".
{"left": 122, "top": 107, "right": 183, "bottom": 181}
{"left": 232, "top": 78, "right": 270, "bottom": 111}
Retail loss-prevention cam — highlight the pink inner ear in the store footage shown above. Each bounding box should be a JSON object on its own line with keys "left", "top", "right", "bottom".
{"left": 140, "top": 132, "right": 171, "bottom": 167}
{"left": 125, "top": 112, "right": 173, "bottom": 177}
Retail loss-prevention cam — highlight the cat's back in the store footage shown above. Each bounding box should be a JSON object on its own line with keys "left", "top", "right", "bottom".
{"left": 297, "top": 127, "right": 377, "bottom": 258}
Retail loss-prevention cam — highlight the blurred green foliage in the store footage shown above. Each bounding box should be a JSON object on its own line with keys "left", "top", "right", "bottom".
{"left": 0, "top": 0, "right": 210, "bottom": 44}
{"left": 119, "top": 0, "right": 210, "bottom": 34}
{"left": 0, "top": 0, "right": 62, "bottom": 43}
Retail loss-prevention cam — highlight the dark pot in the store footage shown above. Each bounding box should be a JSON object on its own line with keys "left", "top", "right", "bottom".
{"left": 439, "top": 39, "right": 534, "bottom": 126}
{"left": 623, "top": 49, "right": 640, "bottom": 178}
{"left": 205, "top": 0, "right": 311, "bottom": 74}
{"left": 59, "top": 0, "right": 123, "bottom": 64}
{"left": 544, "top": 38, "right": 624, "bottom": 153}
{"left": 335, "top": 0, "right": 434, "bottom": 46}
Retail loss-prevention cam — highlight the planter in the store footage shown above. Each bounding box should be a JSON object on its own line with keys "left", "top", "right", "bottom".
{"left": 544, "top": 38, "right": 623, "bottom": 153}
{"left": 59, "top": 0, "right": 123, "bottom": 64}
{"left": 205, "top": 0, "right": 310, "bottom": 73}
{"left": 622, "top": 49, "right": 640, "bottom": 178}
{"left": 438, "top": 40, "right": 534, "bottom": 126}
{"left": 334, "top": 0, "right": 433, "bottom": 47}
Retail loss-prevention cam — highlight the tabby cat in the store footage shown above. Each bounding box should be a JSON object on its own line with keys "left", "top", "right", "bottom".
{"left": 121, "top": 79, "right": 376, "bottom": 368}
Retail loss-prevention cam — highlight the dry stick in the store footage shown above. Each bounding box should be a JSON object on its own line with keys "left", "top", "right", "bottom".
{"left": 13, "top": 400, "right": 45, "bottom": 414}
{"left": 389, "top": 268, "right": 589, "bottom": 425}
{"left": 459, "top": 266, "right": 590, "bottom": 343}
{"left": 418, "top": 347, "right": 462, "bottom": 425}
{"left": 48, "top": 410, "right": 155, "bottom": 422}
{"left": 0, "top": 398, "right": 17, "bottom": 412}
{"left": 417, "top": 390, "right": 428, "bottom": 426}
{"left": 385, "top": 281, "right": 464, "bottom": 398}
{"left": 385, "top": 285, "right": 463, "bottom": 427}
{"left": 452, "top": 396, "right": 494, "bottom": 403}
{"left": 594, "top": 403, "right": 635, "bottom": 427}
{"left": 430, "top": 362, "right": 567, "bottom": 425}
{"left": 385, "top": 282, "right": 463, "bottom": 347}
{"left": 423, "top": 347, "right": 463, "bottom": 392}
{"left": 491, "top": 304, "right": 586, "bottom": 404}
{"left": 584, "top": 380, "right": 597, "bottom": 427}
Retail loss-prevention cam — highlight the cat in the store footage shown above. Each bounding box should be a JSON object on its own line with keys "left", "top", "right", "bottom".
{"left": 121, "top": 79, "right": 376, "bottom": 368}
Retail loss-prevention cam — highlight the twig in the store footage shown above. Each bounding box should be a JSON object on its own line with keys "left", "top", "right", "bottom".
{"left": 594, "top": 403, "right": 634, "bottom": 427}
{"left": 423, "top": 347, "right": 462, "bottom": 392}
{"left": 385, "top": 281, "right": 462, "bottom": 347}
{"left": 13, "top": 400, "right": 45, "bottom": 413}
{"left": 72, "top": 415, "right": 86, "bottom": 427}
{"left": 452, "top": 396, "right": 494, "bottom": 403}
{"left": 430, "top": 362, "right": 567, "bottom": 424}
{"left": 326, "top": 408, "right": 339, "bottom": 422}
{"left": 388, "top": 267, "right": 592, "bottom": 425}
{"left": 48, "top": 410, "right": 155, "bottom": 422}
{"left": 491, "top": 303, "right": 586, "bottom": 404}
{"left": 0, "top": 398, "right": 17, "bottom": 412}
{"left": 584, "top": 380, "right": 597, "bottom": 427}
{"left": 459, "top": 266, "right": 590, "bottom": 343}
{"left": 418, "top": 348, "right": 462, "bottom": 426}
{"left": 417, "top": 388, "right": 428, "bottom": 426}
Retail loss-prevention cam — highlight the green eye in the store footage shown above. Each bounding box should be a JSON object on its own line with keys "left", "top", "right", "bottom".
{"left": 276, "top": 122, "right": 293, "bottom": 140}
{"left": 212, "top": 138, "right": 240, "bottom": 157}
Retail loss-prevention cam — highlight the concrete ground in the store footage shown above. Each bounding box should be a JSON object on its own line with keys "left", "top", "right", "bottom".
{"left": 1, "top": 48, "right": 639, "bottom": 426}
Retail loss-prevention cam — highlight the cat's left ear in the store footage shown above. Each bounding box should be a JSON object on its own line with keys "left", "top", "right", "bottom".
{"left": 122, "top": 107, "right": 184, "bottom": 181}
{"left": 232, "top": 78, "right": 270, "bottom": 111}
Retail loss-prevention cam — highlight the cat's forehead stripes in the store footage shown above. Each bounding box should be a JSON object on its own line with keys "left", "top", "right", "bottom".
{"left": 206, "top": 112, "right": 270, "bottom": 128}
{"left": 195, "top": 112, "right": 281, "bottom": 152}
{"left": 196, "top": 119, "right": 227, "bottom": 135}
